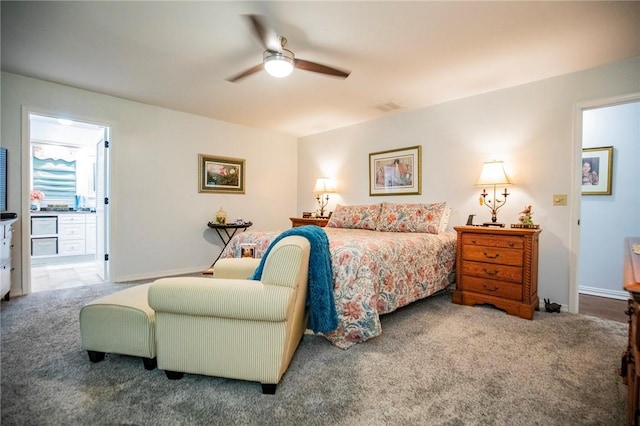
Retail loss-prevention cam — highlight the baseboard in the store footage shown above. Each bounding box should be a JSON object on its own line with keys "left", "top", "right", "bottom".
{"left": 579, "top": 286, "right": 628, "bottom": 301}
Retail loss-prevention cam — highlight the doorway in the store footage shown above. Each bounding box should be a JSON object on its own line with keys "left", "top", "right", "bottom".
{"left": 571, "top": 93, "right": 640, "bottom": 314}
{"left": 25, "top": 112, "right": 110, "bottom": 293}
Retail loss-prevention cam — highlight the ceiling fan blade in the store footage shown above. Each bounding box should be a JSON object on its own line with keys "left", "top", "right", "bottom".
{"left": 226, "top": 63, "right": 264, "bottom": 82}
{"left": 294, "top": 59, "right": 350, "bottom": 78}
{"left": 244, "top": 14, "right": 280, "bottom": 52}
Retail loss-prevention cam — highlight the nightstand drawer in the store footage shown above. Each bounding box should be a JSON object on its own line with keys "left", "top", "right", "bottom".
{"left": 462, "top": 234, "right": 523, "bottom": 249}
{"left": 462, "top": 261, "right": 523, "bottom": 283}
{"left": 463, "top": 276, "right": 522, "bottom": 301}
{"left": 462, "top": 245, "right": 523, "bottom": 266}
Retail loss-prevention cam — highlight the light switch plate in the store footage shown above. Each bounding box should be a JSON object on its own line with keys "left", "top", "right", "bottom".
{"left": 553, "top": 194, "right": 567, "bottom": 206}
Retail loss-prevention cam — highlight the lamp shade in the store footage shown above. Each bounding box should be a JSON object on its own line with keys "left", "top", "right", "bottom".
{"left": 313, "top": 177, "right": 336, "bottom": 194}
{"left": 475, "top": 161, "right": 513, "bottom": 186}
{"left": 263, "top": 50, "right": 295, "bottom": 78}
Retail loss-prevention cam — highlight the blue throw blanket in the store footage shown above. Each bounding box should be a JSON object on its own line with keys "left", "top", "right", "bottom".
{"left": 250, "top": 225, "right": 338, "bottom": 333}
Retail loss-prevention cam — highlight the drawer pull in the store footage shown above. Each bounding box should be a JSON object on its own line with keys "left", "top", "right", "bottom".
{"left": 483, "top": 269, "right": 499, "bottom": 276}
{"left": 508, "top": 242, "right": 514, "bottom": 247}
{"left": 483, "top": 252, "right": 499, "bottom": 259}
{"left": 482, "top": 283, "right": 498, "bottom": 292}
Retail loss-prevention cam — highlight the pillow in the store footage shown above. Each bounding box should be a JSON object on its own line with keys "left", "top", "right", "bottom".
{"left": 376, "top": 201, "right": 447, "bottom": 234}
{"left": 438, "top": 207, "right": 452, "bottom": 233}
{"left": 326, "top": 203, "right": 382, "bottom": 230}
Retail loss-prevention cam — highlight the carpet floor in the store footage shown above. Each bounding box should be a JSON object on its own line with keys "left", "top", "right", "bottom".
{"left": 0, "top": 283, "right": 628, "bottom": 425}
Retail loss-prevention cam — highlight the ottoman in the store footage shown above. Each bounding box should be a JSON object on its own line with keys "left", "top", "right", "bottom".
{"left": 79, "top": 283, "right": 156, "bottom": 370}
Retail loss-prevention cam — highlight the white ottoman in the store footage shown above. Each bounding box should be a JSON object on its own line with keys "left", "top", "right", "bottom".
{"left": 79, "top": 283, "right": 156, "bottom": 370}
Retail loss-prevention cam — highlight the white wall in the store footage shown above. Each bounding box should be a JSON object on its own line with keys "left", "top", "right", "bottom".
{"left": 2, "top": 72, "right": 297, "bottom": 292}
{"left": 580, "top": 101, "right": 640, "bottom": 297}
{"left": 298, "top": 57, "right": 640, "bottom": 308}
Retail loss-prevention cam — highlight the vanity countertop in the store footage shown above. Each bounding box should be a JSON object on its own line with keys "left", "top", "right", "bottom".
{"left": 31, "top": 210, "right": 95, "bottom": 215}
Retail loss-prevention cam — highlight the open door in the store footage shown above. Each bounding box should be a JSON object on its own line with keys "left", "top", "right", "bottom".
{"left": 95, "top": 129, "right": 110, "bottom": 281}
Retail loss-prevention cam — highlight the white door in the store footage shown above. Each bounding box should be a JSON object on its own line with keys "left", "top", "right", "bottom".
{"left": 95, "top": 130, "right": 110, "bottom": 280}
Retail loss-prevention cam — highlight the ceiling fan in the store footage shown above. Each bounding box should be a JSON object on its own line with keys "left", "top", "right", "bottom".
{"left": 226, "top": 14, "right": 350, "bottom": 82}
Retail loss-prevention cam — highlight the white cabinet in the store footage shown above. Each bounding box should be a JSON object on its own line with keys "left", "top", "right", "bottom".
{"left": 1, "top": 218, "right": 17, "bottom": 301}
{"left": 58, "top": 214, "right": 86, "bottom": 256}
{"left": 30, "top": 213, "right": 96, "bottom": 258}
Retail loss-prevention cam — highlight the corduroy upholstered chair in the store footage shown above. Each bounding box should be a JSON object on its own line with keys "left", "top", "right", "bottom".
{"left": 148, "top": 235, "right": 310, "bottom": 394}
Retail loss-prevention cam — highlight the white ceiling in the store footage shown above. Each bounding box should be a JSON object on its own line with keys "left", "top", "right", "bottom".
{"left": 2, "top": 1, "right": 639, "bottom": 137}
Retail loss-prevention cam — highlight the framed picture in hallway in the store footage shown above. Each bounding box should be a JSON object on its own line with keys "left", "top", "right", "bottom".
{"left": 198, "top": 154, "right": 245, "bottom": 194}
{"left": 581, "top": 146, "right": 613, "bottom": 196}
{"left": 369, "top": 145, "right": 421, "bottom": 196}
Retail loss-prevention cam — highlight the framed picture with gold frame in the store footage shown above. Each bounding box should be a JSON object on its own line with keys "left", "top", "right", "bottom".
{"left": 581, "top": 146, "right": 613, "bottom": 195}
{"left": 198, "top": 154, "right": 245, "bottom": 194}
{"left": 369, "top": 145, "right": 421, "bottom": 196}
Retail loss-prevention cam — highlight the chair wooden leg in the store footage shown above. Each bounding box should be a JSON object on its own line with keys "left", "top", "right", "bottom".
{"left": 87, "top": 350, "right": 105, "bottom": 363}
{"left": 164, "top": 370, "right": 184, "bottom": 380}
{"left": 142, "top": 357, "right": 157, "bottom": 370}
{"left": 261, "top": 383, "right": 277, "bottom": 394}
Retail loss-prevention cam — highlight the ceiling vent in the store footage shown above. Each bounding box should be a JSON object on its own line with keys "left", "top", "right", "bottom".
{"left": 374, "top": 101, "right": 404, "bottom": 113}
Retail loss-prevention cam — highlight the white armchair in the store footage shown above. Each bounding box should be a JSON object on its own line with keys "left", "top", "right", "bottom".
{"left": 148, "top": 235, "right": 310, "bottom": 394}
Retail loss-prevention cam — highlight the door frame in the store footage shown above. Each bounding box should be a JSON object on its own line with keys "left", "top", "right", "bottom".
{"left": 569, "top": 92, "right": 640, "bottom": 313}
{"left": 20, "top": 106, "right": 112, "bottom": 294}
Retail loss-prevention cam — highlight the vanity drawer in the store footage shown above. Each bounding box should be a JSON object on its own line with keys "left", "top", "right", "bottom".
{"left": 59, "top": 223, "right": 86, "bottom": 239}
{"left": 59, "top": 239, "right": 86, "bottom": 256}
{"left": 59, "top": 214, "right": 86, "bottom": 224}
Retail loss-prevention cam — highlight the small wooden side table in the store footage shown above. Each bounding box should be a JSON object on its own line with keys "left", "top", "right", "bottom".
{"left": 452, "top": 225, "right": 541, "bottom": 320}
{"left": 289, "top": 217, "right": 329, "bottom": 228}
{"left": 204, "top": 221, "right": 253, "bottom": 274}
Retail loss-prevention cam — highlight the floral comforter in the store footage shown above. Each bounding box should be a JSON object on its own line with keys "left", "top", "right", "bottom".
{"left": 220, "top": 227, "right": 457, "bottom": 349}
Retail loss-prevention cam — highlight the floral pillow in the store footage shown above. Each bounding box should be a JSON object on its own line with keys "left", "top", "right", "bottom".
{"left": 326, "top": 204, "right": 382, "bottom": 230}
{"left": 376, "top": 201, "right": 447, "bottom": 234}
{"left": 438, "top": 207, "right": 452, "bottom": 233}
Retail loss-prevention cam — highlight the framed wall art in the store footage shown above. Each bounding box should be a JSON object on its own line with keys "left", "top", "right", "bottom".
{"left": 369, "top": 145, "right": 421, "bottom": 196}
{"left": 581, "top": 146, "right": 613, "bottom": 195}
{"left": 198, "top": 154, "right": 245, "bottom": 194}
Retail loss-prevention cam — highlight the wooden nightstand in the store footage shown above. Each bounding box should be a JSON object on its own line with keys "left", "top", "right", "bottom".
{"left": 289, "top": 217, "right": 329, "bottom": 228}
{"left": 452, "top": 225, "right": 541, "bottom": 320}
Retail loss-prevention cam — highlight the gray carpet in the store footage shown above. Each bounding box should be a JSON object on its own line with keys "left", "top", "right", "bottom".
{"left": 1, "top": 283, "right": 628, "bottom": 425}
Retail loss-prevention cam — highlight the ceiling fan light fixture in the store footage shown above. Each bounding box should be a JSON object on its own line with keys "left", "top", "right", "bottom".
{"left": 263, "top": 49, "right": 294, "bottom": 78}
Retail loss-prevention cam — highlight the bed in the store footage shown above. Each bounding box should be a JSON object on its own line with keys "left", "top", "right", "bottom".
{"left": 220, "top": 202, "right": 457, "bottom": 349}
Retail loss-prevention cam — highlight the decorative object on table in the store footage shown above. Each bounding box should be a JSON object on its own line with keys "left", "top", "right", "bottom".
{"left": 240, "top": 243, "right": 256, "bottom": 258}
{"left": 544, "top": 298, "right": 561, "bottom": 313}
{"left": 215, "top": 207, "right": 227, "bottom": 224}
{"left": 476, "top": 160, "right": 512, "bottom": 227}
{"left": 369, "top": 145, "right": 421, "bottom": 196}
{"left": 198, "top": 154, "right": 245, "bottom": 194}
{"left": 30, "top": 189, "right": 45, "bottom": 211}
{"left": 313, "top": 177, "right": 336, "bottom": 218}
{"left": 511, "top": 205, "right": 540, "bottom": 229}
{"left": 581, "top": 146, "right": 613, "bottom": 196}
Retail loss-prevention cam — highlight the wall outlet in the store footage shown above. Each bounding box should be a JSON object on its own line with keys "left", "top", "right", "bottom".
{"left": 553, "top": 194, "right": 568, "bottom": 206}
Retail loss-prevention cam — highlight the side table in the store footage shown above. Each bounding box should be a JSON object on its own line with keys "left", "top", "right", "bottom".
{"left": 289, "top": 217, "right": 329, "bottom": 228}
{"left": 204, "top": 221, "right": 253, "bottom": 274}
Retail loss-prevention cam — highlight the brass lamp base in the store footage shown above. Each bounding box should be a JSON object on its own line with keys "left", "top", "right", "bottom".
{"left": 482, "top": 222, "right": 505, "bottom": 227}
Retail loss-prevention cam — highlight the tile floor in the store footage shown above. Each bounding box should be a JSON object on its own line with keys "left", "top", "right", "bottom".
{"left": 31, "top": 262, "right": 103, "bottom": 293}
